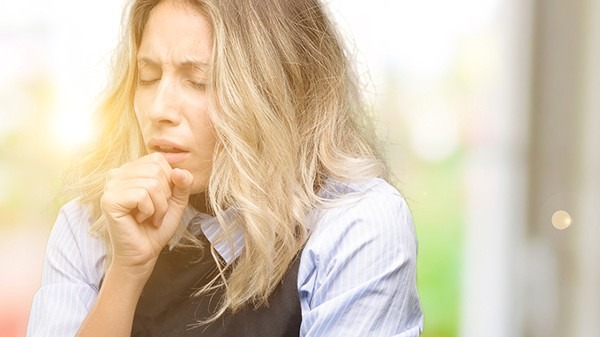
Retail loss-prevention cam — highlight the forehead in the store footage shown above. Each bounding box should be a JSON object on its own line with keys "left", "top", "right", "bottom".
{"left": 137, "top": 1, "right": 212, "bottom": 65}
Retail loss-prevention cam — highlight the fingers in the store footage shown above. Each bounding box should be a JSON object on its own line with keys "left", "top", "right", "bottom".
{"left": 100, "top": 153, "right": 197, "bottom": 273}
{"left": 119, "top": 154, "right": 173, "bottom": 198}
{"left": 170, "top": 168, "right": 193, "bottom": 207}
{"left": 132, "top": 188, "right": 155, "bottom": 224}
{"left": 123, "top": 179, "right": 169, "bottom": 226}
{"left": 102, "top": 154, "right": 175, "bottom": 226}
{"left": 152, "top": 168, "right": 194, "bottom": 240}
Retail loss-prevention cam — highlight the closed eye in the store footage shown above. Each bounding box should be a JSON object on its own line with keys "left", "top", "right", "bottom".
{"left": 138, "top": 78, "right": 159, "bottom": 86}
{"left": 189, "top": 80, "right": 206, "bottom": 90}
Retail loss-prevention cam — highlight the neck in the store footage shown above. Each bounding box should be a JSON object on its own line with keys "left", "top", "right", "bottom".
{"left": 189, "top": 192, "right": 213, "bottom": 215}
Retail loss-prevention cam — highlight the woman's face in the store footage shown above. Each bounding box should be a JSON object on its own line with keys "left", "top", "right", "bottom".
{"left": 134, "top": 1, "right": 215, "bottom": 194}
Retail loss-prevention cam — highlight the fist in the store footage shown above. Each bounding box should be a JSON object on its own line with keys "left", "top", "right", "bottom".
{"left": 100, "top": 153, "right": 193, "bottom": 273}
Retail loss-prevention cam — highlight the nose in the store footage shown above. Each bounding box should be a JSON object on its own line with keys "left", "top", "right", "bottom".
{"left": 145, "top": 78, "right": 181, "bottom": 126}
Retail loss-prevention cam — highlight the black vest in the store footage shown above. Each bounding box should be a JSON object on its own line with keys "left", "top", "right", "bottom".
{"left": 129, "top": 235, "right": 302, "bottom": 337}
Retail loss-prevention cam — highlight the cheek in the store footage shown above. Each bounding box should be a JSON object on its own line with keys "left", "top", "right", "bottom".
{"left": 188, "top": 103, "right": 215, "bottom": 146}
{"left": 133, "top": 93, "right": 144, "bottom": 122}
{"left": 199, "top": 118, "right": 216, "bottom": 155}
{"left": 190, "top": 110, "right": 216, "bottom": 181}
{"left": 132, "top": 92, "right": 150, "bottom": 141}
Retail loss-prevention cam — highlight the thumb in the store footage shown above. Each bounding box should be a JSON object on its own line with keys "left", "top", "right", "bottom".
{"left": 170, "top": 168, "right": 193, "bottom": 207}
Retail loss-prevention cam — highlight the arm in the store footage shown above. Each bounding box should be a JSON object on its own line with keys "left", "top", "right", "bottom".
{"left": 27, "top": 153, "right": 193, "bottom": 337}
{"left": 299, "top": 182, "right": 423, "bottom": 337}
{"left": 74, "top": 266, "right": 149, "bottom": 337}
{"left": 26, "top": 202, "right": 105, "bottom": 337}
{"left": 75, "top": 154, "right": 193, "bottom": 337}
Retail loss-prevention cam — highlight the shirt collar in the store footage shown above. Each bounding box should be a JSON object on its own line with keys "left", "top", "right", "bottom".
{"left": 168, "top": 205, "right": 245, "bottom": 265}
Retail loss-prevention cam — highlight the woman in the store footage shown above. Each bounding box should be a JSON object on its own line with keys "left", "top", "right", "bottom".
{"left": 27, "top": 0, "right": 423, "bottom": 336}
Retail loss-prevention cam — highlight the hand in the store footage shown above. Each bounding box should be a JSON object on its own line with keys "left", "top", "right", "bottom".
{"left": 100, "top": 153, "right": 193, "bottom": 278}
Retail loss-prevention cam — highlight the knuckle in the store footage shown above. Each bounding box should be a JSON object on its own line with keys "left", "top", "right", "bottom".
{"left": 149, "top": 152, "right": 164, "bottom": 161}
{"left": 135, "top": 188, "right": 149, "bottom": 201}
{"left": 105, "top": 168, "right": 119, "bottom": 181}
{"left": 147, "top": 163, "right": 163, "bottom": 177}
{"left": 100, "top": 193, "right": 109, "bottom": 208}
{"left": 146, "top": 179, "right": 161, "bottom": 193}
{"left": 100, "top": 191, "right": 117, "bottom": 212}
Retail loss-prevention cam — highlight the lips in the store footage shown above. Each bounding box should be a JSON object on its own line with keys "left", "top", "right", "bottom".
{"left": 155, "top": 145, "right": 182, "bottom": 153}
{"left": 147, "top": 138, "right": 190, "bottom": 165}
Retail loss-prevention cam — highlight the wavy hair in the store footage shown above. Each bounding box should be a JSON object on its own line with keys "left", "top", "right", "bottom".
{"left": 66, "top": 0, "right": 387, "bottom": 320}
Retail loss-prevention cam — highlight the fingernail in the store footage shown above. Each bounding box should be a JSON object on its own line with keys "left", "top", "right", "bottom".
{"left": 179, "top": 169, "right": 187, "bottom": 183}
{"left": 175, "top": 168, "right": 188, "bottom": 184}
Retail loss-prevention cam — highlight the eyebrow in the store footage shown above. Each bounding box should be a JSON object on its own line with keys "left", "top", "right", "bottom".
{"left": 137, "top": 57, "right": 209, "bottom": 70}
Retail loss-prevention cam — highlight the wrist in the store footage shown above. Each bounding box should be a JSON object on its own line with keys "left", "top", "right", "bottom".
{"left": 107, "top": 257, "right": 157, "bottom": 286}
{"left": 76, "top": 263, "right": 150, "bottom": 337}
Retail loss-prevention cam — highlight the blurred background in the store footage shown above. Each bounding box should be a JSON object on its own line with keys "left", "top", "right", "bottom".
{"left": 1, "top": 0, "right": 598, "bottom": 336}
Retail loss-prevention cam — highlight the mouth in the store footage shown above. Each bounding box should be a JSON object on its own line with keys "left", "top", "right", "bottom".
{"left": 148, "top": 139, "right": 190, "bottom": 165}
{"left": 153, "top": 145, "right": 185, "bottom": 153}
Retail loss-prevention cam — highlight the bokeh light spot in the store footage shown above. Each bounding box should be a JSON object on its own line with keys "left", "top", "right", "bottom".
{"left": 551, "top": 210, "right": 572, "bottom": 230}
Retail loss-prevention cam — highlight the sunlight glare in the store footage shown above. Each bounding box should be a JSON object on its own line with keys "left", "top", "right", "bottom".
{"left": 52, "top": 109, "right": 93, "bottom": 152}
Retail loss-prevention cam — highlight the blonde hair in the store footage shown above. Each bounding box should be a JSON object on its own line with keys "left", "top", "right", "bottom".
{"left": 66, "top": 0, "right": 387, "bottom": 319}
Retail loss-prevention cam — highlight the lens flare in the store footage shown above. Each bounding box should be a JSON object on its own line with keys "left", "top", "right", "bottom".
{"left": 551, "top": 210, "right": 571, "bottom": 230}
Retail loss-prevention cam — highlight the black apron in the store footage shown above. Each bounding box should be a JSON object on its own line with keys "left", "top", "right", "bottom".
{"left": 129, "top": 234, "right": 302, "bottom": 337}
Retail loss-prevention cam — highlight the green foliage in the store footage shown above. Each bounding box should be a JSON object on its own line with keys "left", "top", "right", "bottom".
{"left": 410, "top": 152, "right": 465, "bottom": 337}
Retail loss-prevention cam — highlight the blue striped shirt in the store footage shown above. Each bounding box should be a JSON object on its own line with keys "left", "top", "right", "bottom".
{"left": 27, "top": 178, "right": 423, "bottom": 336}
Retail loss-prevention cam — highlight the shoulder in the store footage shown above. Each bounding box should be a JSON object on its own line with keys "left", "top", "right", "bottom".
{"left": 51, "top": 199, "right": 97, "bottom": 244}
{"left": 45, "top": 199, "right": 106, "bottom": 288}
{"left": 58, "top": 198, "right": 94, "bottom": 226}
{"left": 28, "top": 200, "right": 106, "bottom": 336}
{"left": 306, "top": 177, "right": 416, "bottom": 250}
{"left": 301, "top": 177, "right": 417, "bottom": 276}
{"left": 297, "top": 178, "right": 422, "bottom": 334}
{"left": 54, "top": 198, "right": 105, "bottom": 248}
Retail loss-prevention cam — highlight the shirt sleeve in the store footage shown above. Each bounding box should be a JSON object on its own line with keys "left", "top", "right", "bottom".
{"left": 27, "top": 200, "right": 106, "bottom": 337}
{"left": 298, "top": 182, "right": 423, "bottom": 337}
